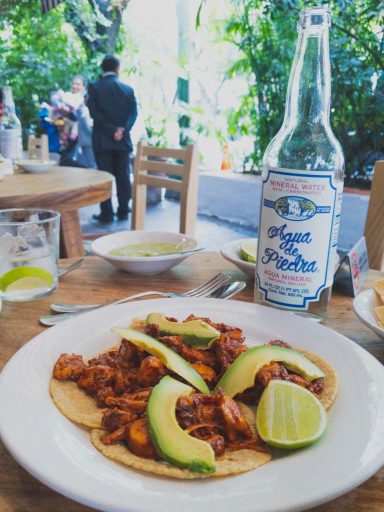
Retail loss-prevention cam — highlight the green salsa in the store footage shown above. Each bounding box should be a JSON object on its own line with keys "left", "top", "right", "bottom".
{"left": 109, "top": 243, "right": 183, "bottom": 257}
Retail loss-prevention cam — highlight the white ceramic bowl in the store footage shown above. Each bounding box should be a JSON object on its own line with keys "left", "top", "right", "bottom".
{"left": 16, "top": 159, "right": 56, "bottom": 173}
{"left": 91, "top": 230, "right": 198, "bottom": 275}
{"left": 221, "top": 238, "right": 257, "bottom": 278}
{"left": 353, "top": 288, "right": 384, "bottom": 340}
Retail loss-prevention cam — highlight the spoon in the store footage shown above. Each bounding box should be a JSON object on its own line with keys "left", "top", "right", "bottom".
{"left": 173, "top": 247, "right": 207, "bottom": 256}
{"left": 58, "top": 258, "right": 84, "bottom": 278}
{"left": 209, "top": 281, "right": 246, "bottom": 299}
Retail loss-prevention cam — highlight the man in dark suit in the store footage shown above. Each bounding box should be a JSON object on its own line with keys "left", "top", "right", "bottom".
{"left": 87, "top": 55, "right": 138, "bottom": 222}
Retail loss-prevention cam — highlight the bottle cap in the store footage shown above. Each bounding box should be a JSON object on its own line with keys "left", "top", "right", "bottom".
{"left": 298, "top": 6, "right": 331, "bottom": 31}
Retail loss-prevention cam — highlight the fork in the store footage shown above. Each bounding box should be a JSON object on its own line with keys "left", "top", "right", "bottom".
{"left": 39, "top": 272, "right": 232, "bottom": 326}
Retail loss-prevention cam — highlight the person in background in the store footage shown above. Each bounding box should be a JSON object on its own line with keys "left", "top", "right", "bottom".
{"left": 38, "top": 103, "right": 60, "bottom": 154}
{"left": 71, "top": 75, "right": 96, "bottom": 169}
{"left": 87, "top": 55, "right": 138, "bottom": 223}
{"left": 56, "top": 75, "right": 96, "bottom": 168}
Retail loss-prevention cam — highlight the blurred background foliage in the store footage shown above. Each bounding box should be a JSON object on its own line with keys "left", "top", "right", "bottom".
{"left": 0, "top": 0, "right": 383, "bottom": 185}
{"left": 215, "top": 0, "right": 384, "bottom": 184}
{"left": 0, "top": 0, "right": 129, "bottom": 135}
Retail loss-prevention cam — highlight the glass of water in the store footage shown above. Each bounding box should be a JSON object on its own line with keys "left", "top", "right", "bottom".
{"left": 0, "top": 208, "right": 60, "bottom": 301}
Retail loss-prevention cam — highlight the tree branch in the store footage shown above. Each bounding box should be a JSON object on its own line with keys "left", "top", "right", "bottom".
{"left": 64, "top": 3, "right": 98, "bottom": 56}
{"left": 332, "top": 21, "right": 383, "bottom": 69}
{"left": 64, "top": 0, "right": 130, "bottom": 57}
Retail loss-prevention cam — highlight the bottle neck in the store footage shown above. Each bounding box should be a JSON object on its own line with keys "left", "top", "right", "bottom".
{"left": 2, "top": 88, "right": 16, "bottom": 115}
{"left": 283, "top": 26, "right": 331, "bottom": 128}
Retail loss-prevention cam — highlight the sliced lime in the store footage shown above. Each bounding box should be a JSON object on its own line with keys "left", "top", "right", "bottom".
{"left": 256, "top": 380, "right": 327, "bottom": 449}
{"left": 6, "top": 276, "right": 52, "bottom": 292}
{"left": 0, "top": 266, "right": 54, "bottom": 292}
{"left": 240, "top": 239, "right": 257, "bottom": 264}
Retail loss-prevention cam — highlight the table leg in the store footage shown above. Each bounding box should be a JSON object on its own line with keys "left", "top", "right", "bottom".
{"left": 59, "top": 210, "right": 85, "bottom": 258}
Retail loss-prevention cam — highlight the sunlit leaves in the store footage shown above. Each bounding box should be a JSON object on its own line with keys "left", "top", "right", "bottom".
{"left": 221, "top": 0, "right": 384, "bottom": 176}
{"left": 0, "top": 0, "right": 88, "bottom": 134}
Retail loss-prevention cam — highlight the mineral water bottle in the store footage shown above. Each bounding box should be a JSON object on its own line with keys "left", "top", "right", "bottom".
{"left": 254, "top": 6, "right": 344, "bottom": 321}
{"left": 0, "top": 86, "right": 23, "bottom": 160}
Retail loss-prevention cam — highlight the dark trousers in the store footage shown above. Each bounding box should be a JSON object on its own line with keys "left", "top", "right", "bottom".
{"left": 95, "top": 151, "right": 131, "bottom": 218}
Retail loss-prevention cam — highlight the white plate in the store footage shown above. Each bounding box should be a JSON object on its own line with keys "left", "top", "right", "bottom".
{"left": 1, "top": 299, "right": 384, "bottom": 512}
{"left": 221, "top": 238, "right": 256, "bottom": 278}
{"left": 353, "top": 288, "right": 384, "bottom": 340}
{"left": 91, "top": 230, "right": 198, "bottom": 274}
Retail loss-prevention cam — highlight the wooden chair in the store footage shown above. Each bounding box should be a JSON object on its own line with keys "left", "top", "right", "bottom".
{"left": 28, "top": 135, "right": 49, "bottom": 160}
{"left": 131, "top": 142, "right": 199, "bottom": 236}
{"left": 364, "top": 160, "right": 384, "bottom": 270}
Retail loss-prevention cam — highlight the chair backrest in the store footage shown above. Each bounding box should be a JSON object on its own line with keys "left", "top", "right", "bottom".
{"left": 364, "top": 160, "right": 384, "bottom": 270}
{"left": 131, "top": 142, "right": 199, "bottom": 236}
{"left": 28, "top": 135, "right": 49, "bottom": 161}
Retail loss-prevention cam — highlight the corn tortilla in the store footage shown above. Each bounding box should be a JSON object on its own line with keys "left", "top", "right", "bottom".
{"left": 49, "top": 336, "right": 338, "bottom": 477}
{"left": 49, "top": 345, "right": 120, "bottom": 428}
{"left": 301, "top": 350, "right": 338, "bottom": 410}
{"left": 50, "top": 347, "right": 338, "bottom": 430}
{"left": 90, "top": 403, "right": 271, "bottom": 479}
{"left": 50, "top": 379, "right": 105, "bottom": 428}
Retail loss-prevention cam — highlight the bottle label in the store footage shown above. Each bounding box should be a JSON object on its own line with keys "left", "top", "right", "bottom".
{"left": 0, "top": 128, "right": 20, "bottom": 160}
{"left": 256, "top": 168, "right": 341, "bottom": 310}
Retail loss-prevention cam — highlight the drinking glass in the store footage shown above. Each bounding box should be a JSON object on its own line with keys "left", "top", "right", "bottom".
{"left": 0, "top": 208, "right": 60, "bottom": 301}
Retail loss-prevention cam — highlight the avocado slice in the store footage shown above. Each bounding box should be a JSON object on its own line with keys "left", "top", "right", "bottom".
{"left": 215, "top": 345, "right": 325, "bottom": 397}
{"left": 147, "top": 376, "right": 216, "bottom": 473}
{"left": 112, "top": 327, "right": 209, "bottom": 394}
{"left": 145, "top": 312, "right": 220, "bottom": 348}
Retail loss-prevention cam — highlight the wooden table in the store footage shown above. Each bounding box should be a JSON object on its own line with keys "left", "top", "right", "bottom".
{"left": 0, "top": 167, "right": 112, "bottom": 258}
{"left": 0, "top": 253, "right": 383, "bottom": 512}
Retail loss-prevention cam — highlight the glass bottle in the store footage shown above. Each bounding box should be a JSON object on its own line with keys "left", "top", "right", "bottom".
{"left": 254, "top": 6, "right": 344, "bottom": 321}
{"left": 0, "top": 86, "right": 23, "bottom": 160}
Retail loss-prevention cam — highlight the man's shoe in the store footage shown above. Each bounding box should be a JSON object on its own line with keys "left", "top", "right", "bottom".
{"left": 92, "top": 213, "right": 114, "bottom": 224}
{"left": 116, "top": 208, "right": 130, "bottom": 221}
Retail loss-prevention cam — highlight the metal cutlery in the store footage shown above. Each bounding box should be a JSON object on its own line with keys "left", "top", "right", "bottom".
{"left": 161, "top": 247, "right": 207, "bottom": 256}
{"left": 58, "top": 258, "right": 84, "bottom": 278}
{"left": 49, "top": 272, "right": 231, "bottom": 313}
{"left": 40, "top": 272, "right": 232, "bottom": 326}
{"left": 209, "top": 280, "right": 246, "bottom": 299}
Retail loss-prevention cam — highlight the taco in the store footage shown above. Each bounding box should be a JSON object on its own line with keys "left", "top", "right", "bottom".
{"left": 50, "top": 313, "right": 338, "bottom": 478}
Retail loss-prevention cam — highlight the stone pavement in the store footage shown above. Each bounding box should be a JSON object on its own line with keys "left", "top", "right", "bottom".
{"left": 80, "top": 198, "right": 256, "bottom": 252}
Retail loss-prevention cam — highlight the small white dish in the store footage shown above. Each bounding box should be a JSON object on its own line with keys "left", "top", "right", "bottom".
{"left": 221, "top": 238, "right": 341, "bottom": 279}
{"left": 91, "top": 230, "right": 198, "bottom": 275}
{"left": 353, "top": 288, "right": 384, "bottom": 340}
{"left": 16, "top": 159, "right": 56, "bottom": 173}
{"left": 221, "top": 238, "right": 257, "bottom": 278}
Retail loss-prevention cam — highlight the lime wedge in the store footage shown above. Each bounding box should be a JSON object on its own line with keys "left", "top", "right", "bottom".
{"left": 256, "top": 380, "right": 327, "bottom": 449}
{"left": 240, "top": 239, "right": 257, "bottom": 264}
{"left": 0, "top": 266, "right": 54, "bottom": 292}
{"left": 6, "top": 276, "right": 53, "bottom": 292}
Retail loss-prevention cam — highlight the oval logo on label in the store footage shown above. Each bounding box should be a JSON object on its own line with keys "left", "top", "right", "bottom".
{"left": 274, "top": 196, "right": 316, "bottom": 221}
